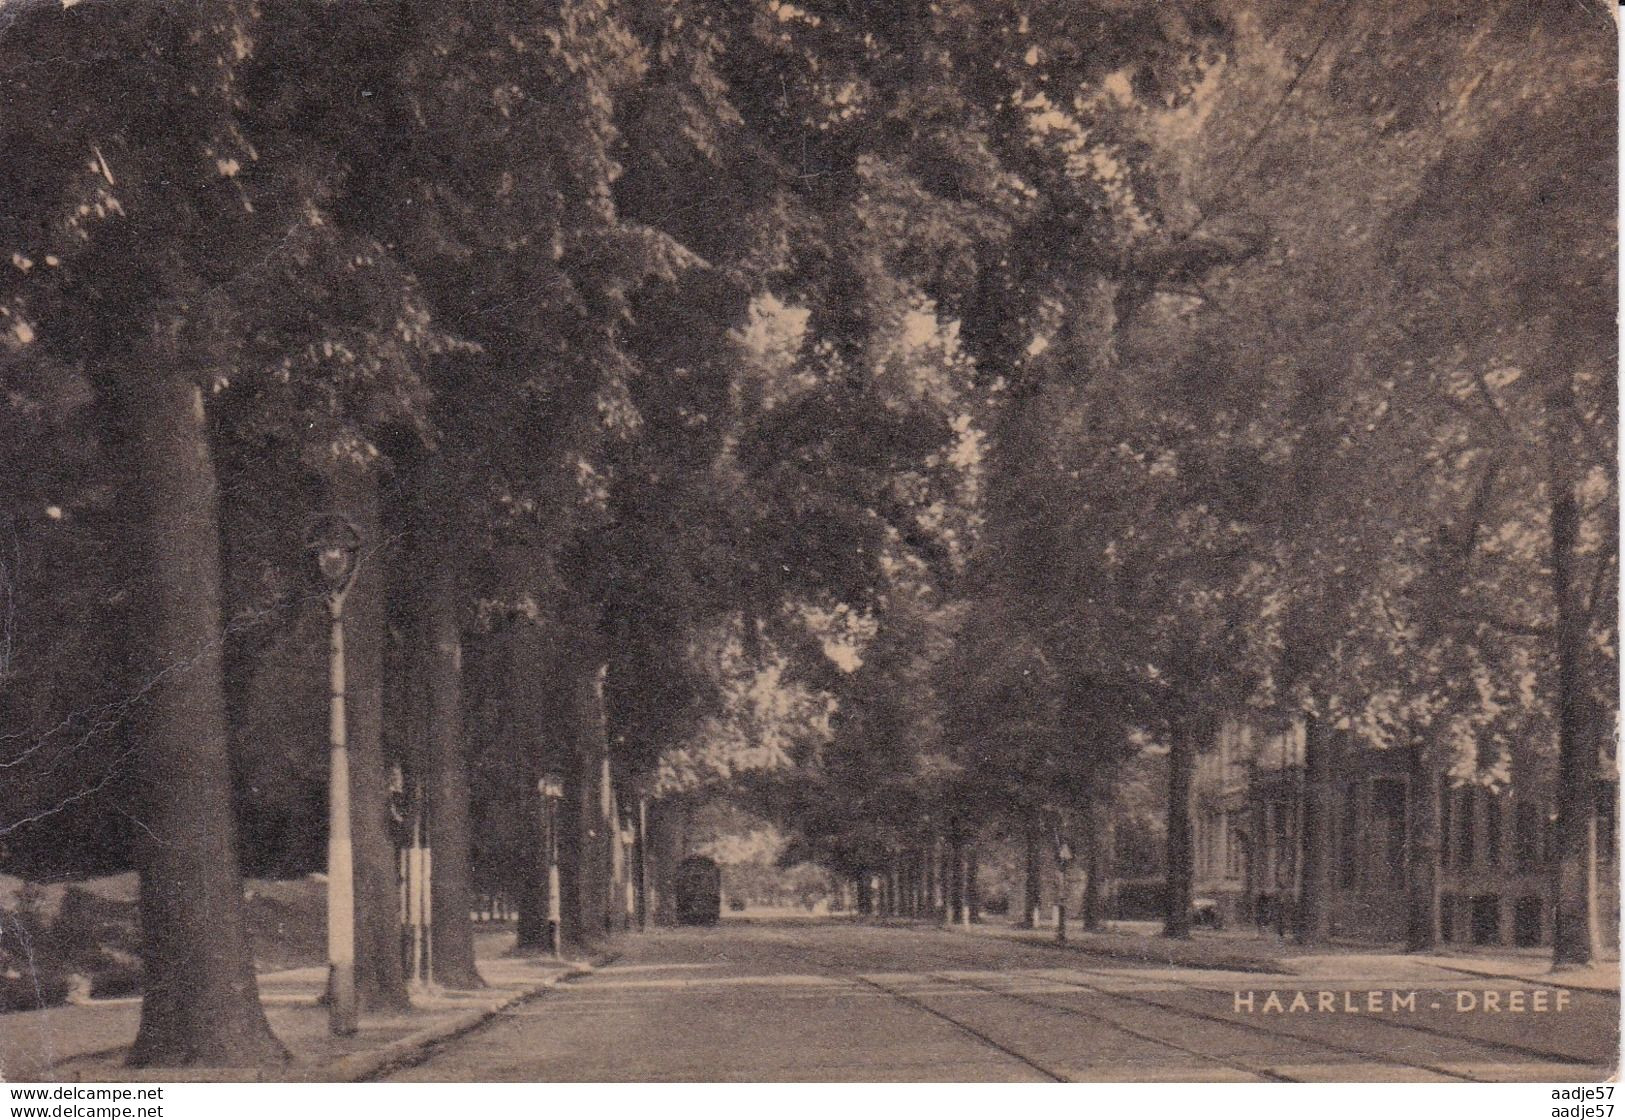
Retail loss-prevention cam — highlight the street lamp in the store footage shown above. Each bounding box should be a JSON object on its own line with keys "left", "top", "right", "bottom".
{"left": 306, "top": 513, "right": 362, "bottom": 1036}
{"left": 539, "top": 773, "right": 565, "bottom": 958}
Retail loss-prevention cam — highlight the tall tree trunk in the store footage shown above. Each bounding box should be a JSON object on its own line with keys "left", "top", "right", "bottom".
{"left": 923, "top": 845, "right": 936, "bottom": 916}
{"left": 634, "top": 795, "right": 650, "bottom": 931}
{"left": 556, "top": 744, "right": 585, "bottom": 946}
{"left": 514, "top": 774, "right": 551, "bottom": 952}
{"left": 948, "top": 832, "right": 965, "bottom": 924}
{"left": 576, "top": 664, "right": 613, "bottom": 944}
{"left": 411, "top": 480, "right": 483, "bottom": 989}
{"left": 1405, "top": 738, "right": 1442, "bottom": 952}
{"left": 646, "top": 796, "right": 687, "bottom": 926}
{"left": 1082, "top": 796, "right": 1106, "bottom": 932}
{"left": 517, "top": 615, "right": 592, "bottom": 949}
{"left": 606, "top": 771, "right": 625, "bottom": 932}
{"left": 327, "top": 464, "right": 409, "bottom": 1011}
{"left": 513, "top": 625, "right": 560, "bottom": 953}
{"left": 1021, "top": 813, "right": 1042, "bottom": 928}
{"left": 489, "top": 623, "right": 547, "bottom": 954}
{"left": 925, "top": 848, "right": 936, "bottom": 916}
{"left": 965, "top": 844, "right": 980, "bottom": 924}
{"left": 937, "top": 836, "right": 950, "bottom": 919}
{"left": 1296, "top": 713, "right": 1334, "bottom": 945}
{"left": 1549, "top": 395, "right": 1601, "bottom": 966}
{"left": 123, "top": 372, "right": 286, "bottom": 1068}
{"left": 1164, "top": 724, "right": 1195, "bottom": 939}
{"left": 855, "top": 873, "right": 872, "bottom": 916}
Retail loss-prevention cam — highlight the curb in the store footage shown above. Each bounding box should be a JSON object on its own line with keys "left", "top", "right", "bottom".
{"left": 319, "top": 986, "right": 549, "bottom": 1083}
{"left": 928, "top": 920, "right": 1622, "bottom": 990}
{"left": 1424, "top": 960, "right": 1622, "bottom": 997}
{"left": 916, "top": 919, "right": 1284, "bottom": 974}
{"left": 334, "top": 958, "right": 605, "bottom": 1083}
{"left": 25, "top": 956, "right": 613, "bottom": 1084}
{"left": 342, "top": 949, "right": 620, "bottom": 1083}
{"left": 982, "top": 929, "right": 1283, "bottom": 974}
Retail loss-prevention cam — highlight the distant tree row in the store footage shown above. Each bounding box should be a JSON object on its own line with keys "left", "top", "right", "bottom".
{"left": 0, "top": 0, "right": 1613, "bottom": 1068}
{"left": 747, "top": 0, "right": 1615, "bottom": 968}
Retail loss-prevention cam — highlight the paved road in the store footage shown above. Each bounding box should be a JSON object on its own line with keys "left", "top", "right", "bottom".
{"left": 384, "top": 918, "right": 1618, "bottom": 1082}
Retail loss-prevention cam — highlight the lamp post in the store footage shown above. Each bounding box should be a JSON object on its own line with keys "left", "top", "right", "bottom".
{"left": 306, "top": 513, "right": 362, "bottom": 1036}
{"left": 539, "top": 774, "right": 564, "bottom": 958}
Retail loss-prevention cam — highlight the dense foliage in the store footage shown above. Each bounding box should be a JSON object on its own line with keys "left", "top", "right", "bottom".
{"left": 0, "top": 0, "right": 1613, "bottom": 1063}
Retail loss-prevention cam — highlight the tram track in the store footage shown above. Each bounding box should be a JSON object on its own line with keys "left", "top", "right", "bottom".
{"left": 1024, "top": 956, "right": 1603, "bottom": 1072}
{"left": 840, "top": 971, "right": 1071, "bottom": 1082}
{"left": 371, "top": 922, "right": 1613, "bottom": 1082}
{"left": 763, "top": 923, "right": 1608, "bottom": 1082}
{"left": 979, "top": 927, "right": 1611, "bottom": 1071}
{"left": 914, "top": 965, "right": 1474, "bottom": 1082}
{"left": 758, "top": 927, "right": 1301, "bottom": 1082}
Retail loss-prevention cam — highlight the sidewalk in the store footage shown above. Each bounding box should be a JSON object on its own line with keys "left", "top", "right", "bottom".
{"left": 2, "top": 933, "right": 608, "bottom": 1083}
{"left": 931, "top": 917, "right": 1621, "bottom": 993}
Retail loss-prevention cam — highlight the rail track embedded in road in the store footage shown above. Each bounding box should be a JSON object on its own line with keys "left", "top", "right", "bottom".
{"left": 762, "top": 924, "right": 1611, "bottom": 1083}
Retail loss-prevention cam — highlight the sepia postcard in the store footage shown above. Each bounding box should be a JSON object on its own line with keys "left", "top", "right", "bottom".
{"left": 0, "top": 0, "right": 1616, "bottom": 1101}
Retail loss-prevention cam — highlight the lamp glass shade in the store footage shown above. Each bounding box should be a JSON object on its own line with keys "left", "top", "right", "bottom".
{"left": 316, "top": 545, "right": 354, "bottom": 586}
{"left": 305, "top": 513, "right": 363, "bottom": 592}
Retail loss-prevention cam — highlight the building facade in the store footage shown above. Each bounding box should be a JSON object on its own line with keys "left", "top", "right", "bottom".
{"left": 1193, "top": 714, "right": 1620, "bottom": 948}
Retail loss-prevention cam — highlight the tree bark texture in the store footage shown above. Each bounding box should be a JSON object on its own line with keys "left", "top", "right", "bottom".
{"left": 1082, "top": 796, "right": 1106, "bottom": 932}
{"left": 926, "top": 839, "right": 941, "bottom": 918}
{"left": 397, "top": 454, "right": 483, "bottom": 991}
{"left": 1164, "top": 725, "right": 1195, "bottom": 939}
{"left": 421, "top": 575, "right": 482, "bottom": 988}
{"left": 576, "top": 664, "right": 614, "bottom": 944}
{"left": 1549, "top": 397, "right": 1602, "bottom": 966}
{"left": 646, "top": 796, "right": 688, "bottom": 926}
{"left": 966, "top": 844, "right": 980, "bottom": 923}
{"left": 556, "top": 742, "right": 585, "bottom": 946}
{"left": 124, "top": 372, "right": 286, "bottom": 1068}
{"left": 1021, "top": 814, "right": 1042, "bottom": 928}
{"left": 506, "top": 623, "right": 555, "bottom": 952}
{"left": 1296, "top": 714, "right": 1334, "bottom": 945}
{"left": 1404, "top": 738, "right": 1442, "bottom": 952}
{"left": 510, "top": 615, "right": 594, "bottom": 948}
{"left": 634, "top": 796, "right": 650, "bottom": 930}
